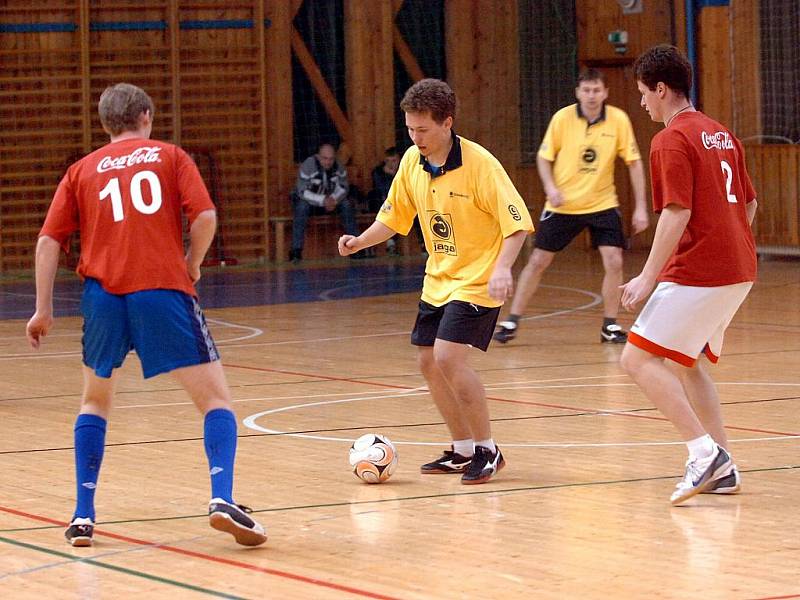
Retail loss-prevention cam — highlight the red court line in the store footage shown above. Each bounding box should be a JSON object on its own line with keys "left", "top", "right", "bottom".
{"left": 0, "top": 506, "right": 401, "bottom": 600}
{"left": 225, "top": 363, "right": 800, "bottom": 437}
{"left": 747, "top": 595, "right": 800, "bottom": 600}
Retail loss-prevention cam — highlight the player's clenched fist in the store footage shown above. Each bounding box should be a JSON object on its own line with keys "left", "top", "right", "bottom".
{"left": 338, "top": 235, "right": 359, "bottom": 256}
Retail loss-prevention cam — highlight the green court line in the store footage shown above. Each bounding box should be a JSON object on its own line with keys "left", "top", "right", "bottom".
{"left": 0, "top": 535, "right": 249, "bottom": 599}
{"left": 3, "top": 464, "right": 797, "bottom": 533}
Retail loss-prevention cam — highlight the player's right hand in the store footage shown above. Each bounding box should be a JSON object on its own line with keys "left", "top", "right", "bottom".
{"left": 546, "top": 187, "right": 564, "bottom": 208}
{"left": 26, "top": 311, "right": 53, "bottom": 349}
{"left": 338, "top": 235, "right": 359, "bottom": 256}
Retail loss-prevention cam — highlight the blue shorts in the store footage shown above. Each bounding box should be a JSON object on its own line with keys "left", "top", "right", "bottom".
{"left": 81, "top": 278, "right": 220, "bottom": 379}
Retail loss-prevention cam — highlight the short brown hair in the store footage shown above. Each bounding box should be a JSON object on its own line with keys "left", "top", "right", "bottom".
{"left": 399, "top": 78, "right": 456, "bottom": 124}
{"left": 633, "top": 44, "right": 693, "bottom": 98}
{"left": 577, "top": 68, "right": 606, "bottom": 86}
{"left": 98, "top": 83, "right": 155, "bottom": 136}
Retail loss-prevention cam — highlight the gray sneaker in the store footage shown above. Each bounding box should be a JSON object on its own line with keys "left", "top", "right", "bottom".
{"left": 702, "top": 464, "right": 741, "bottom": 494}
{"left": 670, "top": 445, "right": 732, "bottom": 505}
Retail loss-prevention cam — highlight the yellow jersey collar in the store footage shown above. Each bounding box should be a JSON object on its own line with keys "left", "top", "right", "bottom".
{"left": 419, "top": 131, "right": 463, "bottom": 178}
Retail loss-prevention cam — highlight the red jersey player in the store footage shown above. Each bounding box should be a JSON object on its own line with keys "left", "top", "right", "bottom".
{"left": 26, "top": 83, "right": 267, "bottom": 546}
{"left": 620, "top": 45, "right": 758, "bottom": 505}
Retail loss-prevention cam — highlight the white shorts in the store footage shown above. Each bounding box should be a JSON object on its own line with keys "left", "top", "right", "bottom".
{"left": 628, "top": 281, "right": 752, "bottom": 367}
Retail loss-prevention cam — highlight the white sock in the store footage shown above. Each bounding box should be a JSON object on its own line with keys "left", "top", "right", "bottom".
{"left": 453, "top": 439, "right": 474, "bottom": 457}
{"left": 686, "top": 434, "right": 715, "bottom": 460}
{"left": 475, "top": 438, "right": 496, "bottom": 454}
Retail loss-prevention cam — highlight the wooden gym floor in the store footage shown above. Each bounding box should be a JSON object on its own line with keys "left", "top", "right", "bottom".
{"left": 0, "top": 249, "right": 798, "bottom": 599}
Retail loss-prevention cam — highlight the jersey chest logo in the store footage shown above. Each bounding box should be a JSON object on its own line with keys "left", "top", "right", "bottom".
{"left": 427, "top": 211, "right": 457, "bottom": 256}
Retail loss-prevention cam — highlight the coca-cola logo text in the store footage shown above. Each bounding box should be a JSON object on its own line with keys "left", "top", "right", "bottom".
{"left": 701, "top": 131, "right": 734, "bottom": 151}
{"left": 97, "top": 146, "right": 162, "bottom": 173}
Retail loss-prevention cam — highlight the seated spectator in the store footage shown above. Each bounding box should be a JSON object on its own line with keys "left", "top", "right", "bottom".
{"left": 367, "top": 147, "right": 401, "bottom": 254}
{"left": 290, "top": 143, "right": 358, "bottom": 262}
{"left": 367, "top": 147, "right": 425, "bottom": 255}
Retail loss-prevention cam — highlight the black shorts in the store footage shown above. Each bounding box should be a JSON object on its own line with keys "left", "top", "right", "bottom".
{"left": 411, "top": 300, "right": 501, "bottom": 352}
{"left": 534, "top": 207, "right": 626, "bottom": 252}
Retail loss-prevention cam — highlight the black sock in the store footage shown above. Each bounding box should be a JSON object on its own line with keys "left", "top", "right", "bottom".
{"left": 603, "top": 317, "right": 616, "bottom": 329}
{"left": 508, "top": 314, "right": 520, "bottom": 325}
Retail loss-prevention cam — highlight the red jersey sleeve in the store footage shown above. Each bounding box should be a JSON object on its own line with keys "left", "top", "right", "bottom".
{"left": 650, "top": 143, "right": 693, "bottom": 213}
{"left": 40, "top": 169, "right": 80, "bottom": 253}
{"left": 176, "top": 149, "right": 215, "bottom": 225}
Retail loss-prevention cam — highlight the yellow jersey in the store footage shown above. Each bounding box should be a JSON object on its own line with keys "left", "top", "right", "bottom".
{"left": 538, "top": 103, "right": 641, "bottom": 214}
{"left": 377, "top": 134, "right": 534, "bottom": 307}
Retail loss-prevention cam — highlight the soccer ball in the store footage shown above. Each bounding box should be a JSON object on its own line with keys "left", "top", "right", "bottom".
{"left": 349, "top": 433, "right": 398, "bottom": 484}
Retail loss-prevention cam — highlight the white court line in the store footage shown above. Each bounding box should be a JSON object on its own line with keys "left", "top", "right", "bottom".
{"left": 0, "top": 318, "right": 262, "bottom": 360}
{"left": 241, "top": 380, "right": 800, "bottom": 448}
{"left": 115, "top": 375, "right": 800, "bottom": 410}
{"left": 115, "top": 374, "right": 637, "bottom": 410}
{"left": 118, "top": 385, "right": 420, "bottom": 410}
{"left": 0, "top": 283, "right": 599, "bottom": 357}
{"left": 211, "top": 284, "right": 603, "bottom": 350}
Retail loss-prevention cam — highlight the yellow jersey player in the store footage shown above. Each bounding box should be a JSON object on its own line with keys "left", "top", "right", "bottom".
{"left": 338, "top": 79, "right": 534, "bottom": 484}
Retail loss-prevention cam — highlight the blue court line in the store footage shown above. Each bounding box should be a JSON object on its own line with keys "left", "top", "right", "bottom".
{"left": 1, "top": 19, "right": 272, "bottom": 33}
{"left": 0, "top": 263, "right": 426, "bottom": 320}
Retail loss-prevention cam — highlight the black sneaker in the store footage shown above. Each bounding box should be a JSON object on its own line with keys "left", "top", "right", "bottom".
{"left": 420, "top": 446, "right": 473, "bottom": 474}
{"left": 601, "top": 324, "right": 628, "bottom": 343}
{"left": 493, "top": 321, "right": 517, "bottom": 344}
{"left": 461, "top": 445, "right": 506, "bottom": 485}
{"left": 65, "top": 517, "right": 94, "bottom": 547}
{"left": 208, "top": 498, "right": 268, "bottom": 546}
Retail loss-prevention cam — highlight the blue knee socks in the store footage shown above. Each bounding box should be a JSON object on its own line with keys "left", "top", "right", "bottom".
{"left": 203, "top": 408, "right": 237, "bottom": 503}
{"left": 73, "top": 414, "right": 107, "bottom": 521}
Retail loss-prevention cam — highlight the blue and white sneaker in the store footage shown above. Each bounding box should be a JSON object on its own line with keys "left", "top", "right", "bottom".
{"left": 670, "top": 445, "right": 733, "bottom": 505}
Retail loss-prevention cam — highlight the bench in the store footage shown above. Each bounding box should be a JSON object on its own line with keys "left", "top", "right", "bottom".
{"left": 270, "top": 213, "right": 415, "bottom": 261}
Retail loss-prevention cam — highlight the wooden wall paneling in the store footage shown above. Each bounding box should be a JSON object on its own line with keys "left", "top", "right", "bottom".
{"left": 264, "top": 1, "right": 295, "bottom": 221}
{"left": 392, "top": 0, "right": 425, "bottom": 84}
{"left": 445, "top": 1, "right": 480, "bottom": 142}
{"left": 489, "top": 1, "right": 520, "bottom": 169}
{"left": 730, "top": 0, "right": 761, "bottom": 139}
{"left": 697, "top": 6, "right": 732, "bottom": 126}
{"left": 0, "top": 2, "right": 85, "bottom": 271}
{"left": 88, "top": 3, "right": 173, "bottom": 148}
{"left": 289, "top": 28, "right": 353, "bottom": 153}
{"left": 746, "top": 145, "right": 800, "bottom": 248}
{"left": 673, "top": 0, "right": 687, "bottom": 50}
{"left": 344, "top": 0, "right": 395, "bottom": 193}
{"left": 79, "top": 0, "right": 91, "bottom": 152}
{"left": 176, "top": 2, "right": 267, "bottom": 262}
{"left": 168, "top": 0, "right": 180, "bottom": 146}
{"left": 256, "top": 0, "right": 269, "bottom": 259}
{"left": 780, "top": 146, "right": 800, "bottom": 246}
{"left": 577, "top": 0, "right": 673, "bottom": 64}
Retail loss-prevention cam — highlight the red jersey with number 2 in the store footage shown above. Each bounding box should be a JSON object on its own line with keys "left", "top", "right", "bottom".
{"left": 40, "top": 138, "right": 215, "bottom": 296}
{"left": 649, "top": 111, "right": 757, "bottom": 286}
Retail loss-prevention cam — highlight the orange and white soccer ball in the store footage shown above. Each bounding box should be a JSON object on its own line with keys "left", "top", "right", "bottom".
{"left": 349, "top": 433, "right": 398, "bottom": 483}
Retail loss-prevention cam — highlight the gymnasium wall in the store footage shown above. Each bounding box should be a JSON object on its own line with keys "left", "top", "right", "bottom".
{"left": 1, "top": 0, "right": 796, "bottom": 271}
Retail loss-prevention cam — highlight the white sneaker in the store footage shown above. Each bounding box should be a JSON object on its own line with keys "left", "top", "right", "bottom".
{"left": 670, "top": 445, "right": 732, "bottom": 505}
